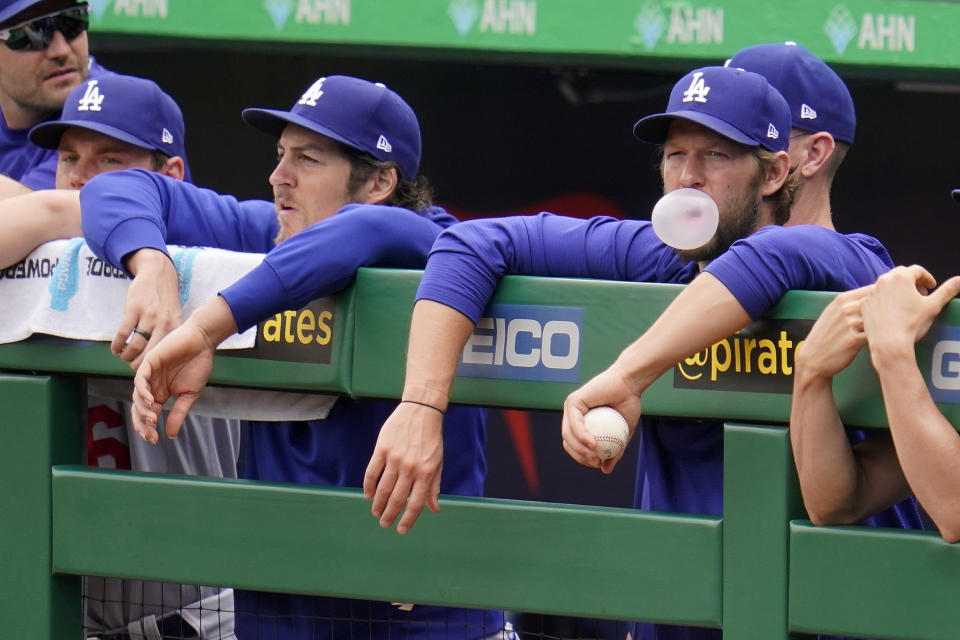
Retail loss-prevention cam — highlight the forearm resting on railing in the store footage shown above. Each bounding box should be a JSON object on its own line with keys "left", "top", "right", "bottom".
{"left": 0, "top": 190, "right": 81, "bottom": 269}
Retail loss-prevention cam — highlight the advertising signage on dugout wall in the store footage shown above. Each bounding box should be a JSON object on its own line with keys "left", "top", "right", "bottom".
{"left": 91, "top": 0, "right": 960, "bottom": 72}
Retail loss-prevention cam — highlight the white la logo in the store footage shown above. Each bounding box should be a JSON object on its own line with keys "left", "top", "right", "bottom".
{"left": 800, "top": 104, "right": 817, "bottom": 120}
{"left": 298, "top": 78, "right": 326, "bottom": 107}
{"left": 161, "top": 128, "right": 173, "bottom": 144}
{"left": 376, "top": 135, "right": 392, "bottom": 153}
{"left": 681, "top": 71, "right": 709, "bottom": 103}
{"left": 77, "top": 80, "right": 105, "bottom": 112}
{"left": 767, "top": 123, "right": 779, "bottom": 139}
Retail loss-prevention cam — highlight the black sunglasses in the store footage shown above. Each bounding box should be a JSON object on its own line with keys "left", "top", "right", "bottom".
{"left": 0, "top": 4, "right": 90, "bottom": 51}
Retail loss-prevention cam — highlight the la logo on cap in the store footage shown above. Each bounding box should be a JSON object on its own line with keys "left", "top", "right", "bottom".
{"left": 298, "top": 78, "right": 326, "bottom": 107}
{"left": 682, "top": 72, "right": 710, "bottom": 104}
{"left": 77, "top": 80, "right": 104, "bottom": 112}
{"left": 800, "top": 104, "right": 817, "bottom": 120}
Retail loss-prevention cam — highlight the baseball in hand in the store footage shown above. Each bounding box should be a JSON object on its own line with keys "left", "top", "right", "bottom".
{"left": 583, "top": 406, "right": 629, "bottom": 460}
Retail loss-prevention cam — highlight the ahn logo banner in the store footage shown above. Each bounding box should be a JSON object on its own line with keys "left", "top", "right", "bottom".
{"left": 631, "top": 0, "right": 723, "bottom": 52}
{"left": 928, "top": 326, "right": 960, "bottom": 403}
{"left": 458, "top": 303, "right": 582, "bottom": 383}
{"left": 824, "top": 5, "right": 916, "bottom": 56}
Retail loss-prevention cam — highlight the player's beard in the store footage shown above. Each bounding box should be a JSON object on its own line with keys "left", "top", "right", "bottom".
{"left": 677, "top": 187, "right": 761, "bottom": 263}
{"left": 273, "top": 181, "right": 360, "bottom": 246}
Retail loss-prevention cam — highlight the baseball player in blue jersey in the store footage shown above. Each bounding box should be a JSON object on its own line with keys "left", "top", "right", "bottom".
{"left": 725, "top": 44, "right": 936, "bottom": 550}
{"left": 29, "top": 74, "right": 186, "bottom": 189}
{"left": 0, "top": 73, "right": 186, "bottom": 268}
{"left": 0, "top": 0, "right": 112, "bottom": 197}
{"left": 0, "top": 72, "right": 236, "bottom": 639}
{"left": 24, "top": 72, "right": 191, "bottom": 369}
{"left": 363, "top": 64, "right": 923, "bottom": 639}
{"left": 725, "top": 41, "right": 854, "bottom": 230}
{"left": 81, "top": 74, "right": 514, "bottom": 639}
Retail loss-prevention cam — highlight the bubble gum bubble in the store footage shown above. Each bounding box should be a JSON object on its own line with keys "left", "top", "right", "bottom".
{"left": 651, "top": 188, "right": 719, "bottom": 250}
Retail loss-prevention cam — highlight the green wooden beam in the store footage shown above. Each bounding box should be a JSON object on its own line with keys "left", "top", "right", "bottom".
{"left": 0, "top": 288, "right": 357, "bottom": 393}
{"left": 52, "top": 466, "right": 722, "bottom": 626}
{"left": 722, "top": 424, "right": 808, "bottom": 640}
{"left": 789, "top": 522, "right": 960, "bottom": 640}
{"left": 0, "top": 376, "right": 83, "bottom": 638}
{"left": 351, "top": 269, "right": 960, "bottom": 429}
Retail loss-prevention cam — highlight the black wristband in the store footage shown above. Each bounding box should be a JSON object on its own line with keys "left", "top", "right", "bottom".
{"left": 401, "top": 399, "right": 446, "bottom": 415}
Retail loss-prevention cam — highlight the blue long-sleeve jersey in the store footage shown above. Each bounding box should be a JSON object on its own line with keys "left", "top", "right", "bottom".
{"left": 418, "top": 212, "right": 895, "bottom": 325}
{"left": 82, "top": 169, "right": 455, "bottom": 330}
{"left": 81, "top": 169, "right": 502, "bottom": 639}
{"left": 416, "top": 212, "right": 924, "bottom": 640}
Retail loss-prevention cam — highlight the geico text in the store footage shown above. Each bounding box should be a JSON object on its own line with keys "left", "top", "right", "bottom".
{"left": 462, "top": 317, "right": 580, "bottom": 370}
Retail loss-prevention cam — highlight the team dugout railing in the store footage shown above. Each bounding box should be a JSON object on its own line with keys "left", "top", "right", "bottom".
{"left": 2, "top": 268, "right": 960, "bottom": 639}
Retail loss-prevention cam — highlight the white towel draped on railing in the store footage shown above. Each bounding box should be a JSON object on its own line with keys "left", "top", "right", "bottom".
{"left": 0, "top": 238, "right": 260, "bottom": 348}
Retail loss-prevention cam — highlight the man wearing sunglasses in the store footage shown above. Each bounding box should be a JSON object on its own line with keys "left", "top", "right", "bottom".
{"left": 0, "top": 0, "right": 109, "bottom": 197}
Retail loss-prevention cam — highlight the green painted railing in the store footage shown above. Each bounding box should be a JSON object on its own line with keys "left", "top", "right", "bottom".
{"left": 2, "top": 268, "right": 959, "bottom": 638}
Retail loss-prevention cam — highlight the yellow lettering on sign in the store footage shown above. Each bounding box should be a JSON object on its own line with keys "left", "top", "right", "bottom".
{"left": 710, "top": 338, "right": 731, "bottom": 381}
{"left": 777, "top": 331, "right": 794, "bottom": 376}
{"left": 742, "top": 338, "right": 756, "bottom": 373}
{"left": 686, "top": 349, "right": 708, "bottom": 367}
{"left": 263, "top": 314, "right": 282, "bottom": 342}
{"left": 260, "top": 308, "right": 335, "bottom": 346}
{"left": 316, "top": 311, "right": 333, "bottom": 345}
{"left": 297, "top": 310, "right": 315, "bottom": 344}
{"left": 283, "top": 310, "right": 298, "bottom": 342}
{"left": 757, "top": 339, "right": 777, "bottom": 374}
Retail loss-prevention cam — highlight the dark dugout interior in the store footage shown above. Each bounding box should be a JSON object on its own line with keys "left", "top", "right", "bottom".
{"left": 92, "top": 39, "right": 960, "bottom": 507}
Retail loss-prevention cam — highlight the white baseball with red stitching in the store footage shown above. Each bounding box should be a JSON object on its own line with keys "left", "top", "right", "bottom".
{"left": 584, "top": 406, "right": 629, "bottom": 460}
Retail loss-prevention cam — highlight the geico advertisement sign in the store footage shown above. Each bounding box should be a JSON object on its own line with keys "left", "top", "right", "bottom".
{"left": 927, "top": 327, "right": 960, "bottom": 402}
{"left": 673, "top": 319, "right": 813, "bottom": 394}
{"left": 458, "top": 303, "right": 582, "bottom": 382}
{"left": 227, "top": 297, "right": 335, "bottom": 364}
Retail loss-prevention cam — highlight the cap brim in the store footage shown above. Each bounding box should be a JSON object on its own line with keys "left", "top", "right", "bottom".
{"left": 242, "top": 108, "right": 362, "bottom": 153}
{"left": 952, "top": 189, "right": 960, "bottom": 204}
{"left": 0, "top": 0, "right": 80, "bottom": 27}
{"left": 634, "top": 110, "right": 758, "bottom": 147}
{"left": 0, "top": 0, "right": 47, "bottom": 26}
{"left": 29, "top": 119, "right": 156, "bottom": 152}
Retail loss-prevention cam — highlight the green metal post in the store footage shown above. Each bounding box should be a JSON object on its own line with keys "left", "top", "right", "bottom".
{"left": 723, "top": 423, "right": 809, "bottom": 639}
{"left": 0, "top": 375, "right": 83, "bottom": 637}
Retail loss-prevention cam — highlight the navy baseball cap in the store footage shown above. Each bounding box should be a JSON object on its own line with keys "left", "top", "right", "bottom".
{"left": 242, "top": 75, "right": 421, "bottom": 180}
{"left": 0, "top": 0, "right": 81, "bottom": 26}
{"left": 633, "top": 66, "right": 790, "bottom": 153}
{"left": 726, "top": 42, "right": 856, "bottom": 144}
{"left": 29, "top": 74, "right": 187, "bottom": 161}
